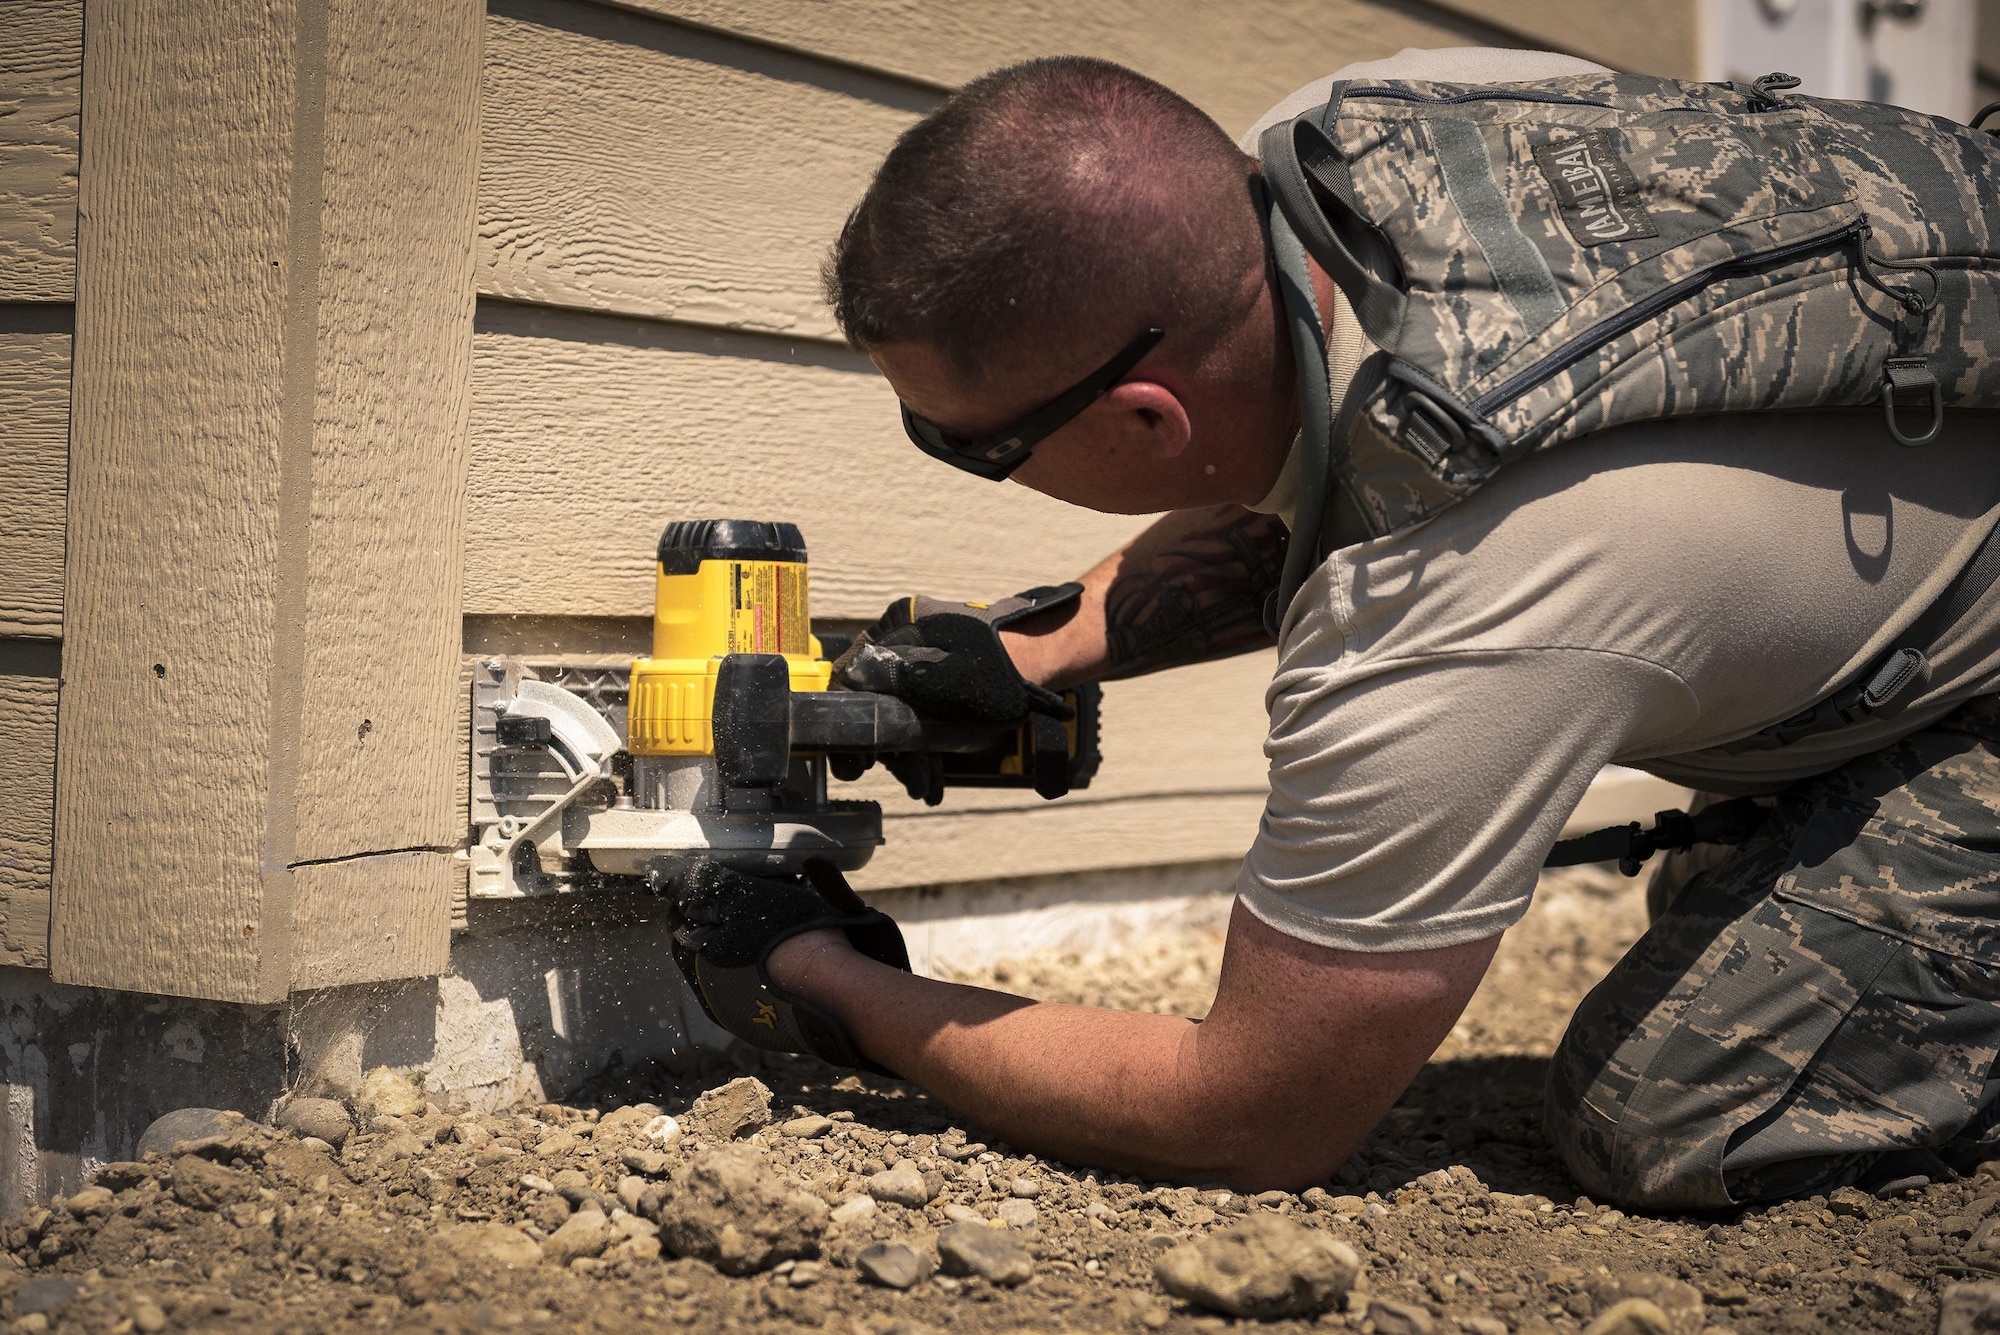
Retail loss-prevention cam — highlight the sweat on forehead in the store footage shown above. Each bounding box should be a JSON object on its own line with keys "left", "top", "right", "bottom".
{"left": 821, "top": 56, "right": 1262, "bottom": 383}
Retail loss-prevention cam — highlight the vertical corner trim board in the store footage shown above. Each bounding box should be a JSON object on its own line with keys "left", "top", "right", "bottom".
{"left": 0, "top": 0, "right": 82, "bottom": 303}
{"left": 290, "top": 851, "right": 453, "bottom": 991}
{"left": 52, "top": 0, "right": 479, "bottom": 1002}
{"left": 294, "top": 0, "right": 480, "bottom": 865}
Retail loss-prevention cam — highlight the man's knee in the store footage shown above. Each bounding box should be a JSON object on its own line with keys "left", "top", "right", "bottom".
{"left": 1543, "top": 1044, "right": 1730, "bottom": 1211}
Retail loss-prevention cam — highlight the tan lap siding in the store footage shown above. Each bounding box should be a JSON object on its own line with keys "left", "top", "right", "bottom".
{"left": 0, "top": 327, "right": 67, "bottom": 967}
{"left": 0, "top": 0, "right": 80, "bottom": 302}
{"left": 480, "top": 0, "right": 934, "bottom": 339}
{"left": 593, "top": 0, "right": 1510, "bottom": 134}
{"left": 0, "top": 646, "right": 57, "bottom": 968}
{"left": 0, "top": 329, "right": 69, "bottom": 640}
{"left": 0, "top": 0, "right": 80, "bottom": 970}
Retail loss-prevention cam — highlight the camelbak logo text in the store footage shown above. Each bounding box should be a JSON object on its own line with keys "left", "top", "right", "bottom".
{"left": 1532, "top": 130, "right": 1659, "bottom": 247}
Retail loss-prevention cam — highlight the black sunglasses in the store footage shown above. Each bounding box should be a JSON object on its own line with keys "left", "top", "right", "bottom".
{"left": 900, "top": 327, "right": 1167, "bottom": 481}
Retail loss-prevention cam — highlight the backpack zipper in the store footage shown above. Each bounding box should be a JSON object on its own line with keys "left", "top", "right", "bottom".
{"left": 1469, "top": 218, "right": 1868, "bottom": 417}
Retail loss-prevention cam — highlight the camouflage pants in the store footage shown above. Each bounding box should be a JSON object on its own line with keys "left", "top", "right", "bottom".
{"left": 1546, "top": 696, "right": 2000, "bottom": 1211}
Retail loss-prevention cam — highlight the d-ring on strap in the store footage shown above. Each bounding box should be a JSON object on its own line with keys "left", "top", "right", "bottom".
{"left": 1882, "top": 356, "right": 1944, "bottom": 446}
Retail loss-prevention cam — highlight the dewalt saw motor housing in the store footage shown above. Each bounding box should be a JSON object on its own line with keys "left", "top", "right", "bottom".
{"left": 464, "top": 519, "right": 1098, "bottom": 900}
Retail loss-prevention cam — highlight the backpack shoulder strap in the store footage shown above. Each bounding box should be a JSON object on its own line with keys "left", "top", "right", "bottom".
{"left": 1258, "top": 92, "right": 1406, "bottom": 350}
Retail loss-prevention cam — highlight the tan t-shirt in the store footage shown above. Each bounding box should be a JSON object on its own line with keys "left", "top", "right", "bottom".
{"left": 1234, "top": 52, "right": 2000, "bottom": 953}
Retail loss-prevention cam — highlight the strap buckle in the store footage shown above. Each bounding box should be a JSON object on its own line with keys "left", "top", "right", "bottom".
{"left": 1861, "top": 646, "right": 1931, "bottom": 716}
{"left": 1881, "top": 356, "right": 1943, "bottom": 447}
{"left": 1745, "top": 71, "right": 1801, "bottom": 109}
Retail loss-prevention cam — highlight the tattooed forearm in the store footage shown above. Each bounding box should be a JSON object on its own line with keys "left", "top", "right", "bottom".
{"left": 1100, "top": 505, "right": 1289, "bottom": 679}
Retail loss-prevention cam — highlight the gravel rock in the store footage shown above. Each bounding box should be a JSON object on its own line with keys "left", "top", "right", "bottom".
{"left": 1856, "top": 1268, "right": 1918, "bottom": 1310}
{"left": 171, "top": 1155, "right": 259, "bottom": 1209}
{"left": 1366, "top": 1297, "right": 1436, "bottom": 1335}
{"left": 596, "top": 1103, "right": 663, "bottom": 1134}
{"left": 608, "top": 1214, "right": 663, "bottom": 1264}
{"left": 355, "top": 1066, "right": 427, "bottom": 1119}
{"left": 1587, "top": 1272, "right": 1702, "bottom": 1335}
{"left": 276, "top": 1097, "right": 354, "bottom": 1148}
{"left": 682, "top": 1077, "right": 773, "bottom": 1141}
{"left": 831, "top": 1196, "right": 878, "bottom": 1225}
{"left": 1581, "top": 1299, "right": 1673, "bottom": 1335}
{"left": 92, "top": 1162, "right": 152, "bottom": 1192}
{"left": 623, "top": 1148, "right": 672, "bottom": 1176}
{"left": 550, "top": 1168, "right": 594, "bottom": 1205}
{"left": 377, "top": 1129, "right": 425, "bottom": 1161}
{"left": 782, "top": 1115, "right": 833, "bottom": 1139}
{"left": 1010, "top": 1177, "right": 1042, "bottom": 1198}
{"left": 136, "top": 1107, "right": 246, "bottom": 1158}
{"left": 1153, "top": 1216, "right": 1362, "bottom": 1319}
{"left": 856, "top": 1241, "right": 929, "bottom": 1289}
{"left": 541, "top": 1206, "right": 617, "bottom": 1265}
{"left": 653, "top": 1143, "right": 827, "bottom": 1275}
{"left": 996, "top": 1198, "right": 1039, "bottom": 1230}
{"left": 1940, "top": 1282, "right": 2000, "bottom": 1335}
{"left": 938, "top": 1220, "right": 1035, "bottom": 1286}
{"left": 868, "top": 1160, "right": 935, "bottom": 1207}
{"left": 62, "top": 1184, "right": 113, "bottom": 1216}
{"left": 130, "top": 1298, "right": 167, "bottom": 1333}
{"left": 1873, "top": 1173, "right": 1930, "bottom": 1198}
{"left": 528, "top": 1193, "right": 573, "bottom": 1232}
{"left": 14, "top": 1277, "right": 82, "bottom": 1318}
{"left": 534, "top": 1131, "right": 580, "bottom": 1158}
{"left": 439, "top": 1222, "right": 543, "bottom": 1268}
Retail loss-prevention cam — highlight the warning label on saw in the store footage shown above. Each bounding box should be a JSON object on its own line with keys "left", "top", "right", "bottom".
{"left": 729, "top": 561, "right": 808, "bottom": 655}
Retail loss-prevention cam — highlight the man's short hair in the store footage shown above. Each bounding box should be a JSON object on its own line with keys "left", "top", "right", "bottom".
{"left": 822, "top": 57, "right": 1260, "bottom": 383}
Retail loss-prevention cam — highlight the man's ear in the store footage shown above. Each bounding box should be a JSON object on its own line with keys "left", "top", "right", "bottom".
{"left": 1102, "top": 380, "right": 1192, "bottom": 460}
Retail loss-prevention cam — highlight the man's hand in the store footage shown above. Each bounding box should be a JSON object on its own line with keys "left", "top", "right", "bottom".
{"left": 832, "top": 586, "right": 1083, "bottom": 802}
{"left": 832, "top": 585, "right": 1083, "bottom": 719}
{"left": 668, "top": 860, "right": 911, "bottom": 1073}
{"left": 766, "top": 897, "right": 1498, "bottom": 1190}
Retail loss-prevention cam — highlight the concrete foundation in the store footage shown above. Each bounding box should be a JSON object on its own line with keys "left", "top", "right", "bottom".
{"left": 0, "top": 858, "right": 1243, "bottom": 1216}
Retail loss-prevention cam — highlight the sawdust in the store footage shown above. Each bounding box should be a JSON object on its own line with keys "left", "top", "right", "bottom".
{"left": 1, "top": 867, "right": 1982, "bottom": 1333}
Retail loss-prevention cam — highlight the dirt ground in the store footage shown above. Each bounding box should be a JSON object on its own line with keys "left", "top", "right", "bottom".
{"left": 6, "top": 866, "right": 1994, "bottom": 1334}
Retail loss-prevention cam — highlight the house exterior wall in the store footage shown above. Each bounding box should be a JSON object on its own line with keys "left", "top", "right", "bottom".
{"left": 3, "top": 0, "right": 1574, "bottom": 1002}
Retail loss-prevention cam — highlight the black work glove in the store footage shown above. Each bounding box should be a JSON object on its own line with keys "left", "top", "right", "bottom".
{"left": 831, "top": 585, "right": 1082, "bottom": 801}
{"left": 666, "top": 858, "right": 909, "bottom": 1074}
{"left": 833, "top": 585, "right": 1082, "bottom": 723}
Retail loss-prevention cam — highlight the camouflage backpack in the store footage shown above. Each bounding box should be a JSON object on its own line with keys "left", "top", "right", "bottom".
{"left": 1259, "top": 71, "right": 2000, "bottom": 546}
